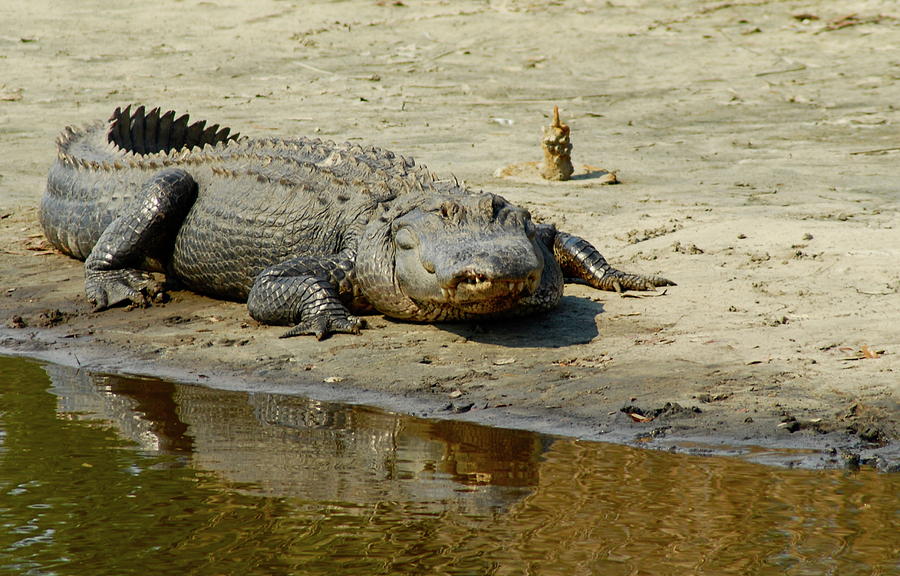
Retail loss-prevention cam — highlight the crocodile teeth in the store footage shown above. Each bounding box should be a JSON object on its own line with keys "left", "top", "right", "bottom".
{"left": 443, "top": 278, "right": 532, "bottom": 301}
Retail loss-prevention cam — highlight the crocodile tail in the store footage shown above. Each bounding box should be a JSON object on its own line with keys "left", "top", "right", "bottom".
{"left": 107, "top": 105, "right": 239, "bottom": 155}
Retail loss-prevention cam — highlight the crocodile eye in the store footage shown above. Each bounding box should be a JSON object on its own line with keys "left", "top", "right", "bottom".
{"left": 394, "top": 227, "right": 418, "bottom": 250}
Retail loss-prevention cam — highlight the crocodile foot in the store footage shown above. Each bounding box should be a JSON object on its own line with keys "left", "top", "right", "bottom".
{"left": 604, "top": 272, "right": 676, "bottom": 293}
{"left": 85, "top": 268, "right": 162, "bottom": 311}
{"left": 280, "top": 314, "right": 366, "bottom": 340}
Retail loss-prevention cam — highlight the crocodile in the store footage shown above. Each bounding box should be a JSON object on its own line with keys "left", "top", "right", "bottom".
{"left": 41, "top": 105, "right": 674, "bottom": 339}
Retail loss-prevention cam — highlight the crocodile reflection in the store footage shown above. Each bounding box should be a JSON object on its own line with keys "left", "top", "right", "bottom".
{"left": 45, "top": 365, "right": 546, "bottom": 505}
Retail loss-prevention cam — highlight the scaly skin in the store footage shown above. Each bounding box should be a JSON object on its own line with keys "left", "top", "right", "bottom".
{"left": 41, "top": 106, "right": 675, "bottom": 339}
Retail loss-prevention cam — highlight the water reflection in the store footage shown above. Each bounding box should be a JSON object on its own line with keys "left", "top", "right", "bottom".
{"left": 2, "top": 356, "right": 897, "bottom": 576}
{"left": 45, "top": 364, "right": 544, "bottom": 507}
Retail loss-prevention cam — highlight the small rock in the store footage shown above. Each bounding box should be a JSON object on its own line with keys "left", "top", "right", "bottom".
{"left": 453, "top": 402, "right": 475, "bottom": 414}
{"left": 672, "top": 241, "right": 704, "bottom": 255}
{"left": 859, "top": 426, "right": 887, "bottom": 445}
{"left": 778, "top": 419, "right": 800, "bottom": 433}
{"left": 842, "top": 452, "right": 861, "bottom": 470}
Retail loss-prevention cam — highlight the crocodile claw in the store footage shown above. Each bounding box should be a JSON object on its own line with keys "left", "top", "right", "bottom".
{"left": 280, "top": 315, "right": 366, "bottom": 340}
{"left": 85, "top": 269, "right": 161, "bottom": 311}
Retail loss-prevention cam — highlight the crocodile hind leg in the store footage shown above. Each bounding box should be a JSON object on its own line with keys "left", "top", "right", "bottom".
{"left": 85, "top": 168, "right": 197, "bottom": 310}
{"left": 553, "top": 230, "right": 675, "bottom": 292}
{"left": 247, "top": 255, "right": 366, "bottom": 340}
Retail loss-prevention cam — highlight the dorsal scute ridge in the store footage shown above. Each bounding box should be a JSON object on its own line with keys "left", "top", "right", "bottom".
{"left": 105, "top": 105, "right": 239, "bottom": 157}
{"left": 55, "top": 106, "right": 441, "bottom": 201}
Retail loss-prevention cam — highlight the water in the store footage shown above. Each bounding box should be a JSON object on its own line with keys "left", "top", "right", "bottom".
{"left": 0, "top": 355, "right": 896, "bottom": 576}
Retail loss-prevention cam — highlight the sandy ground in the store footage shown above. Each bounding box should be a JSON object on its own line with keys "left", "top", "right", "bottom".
{"left": 1, "top": 0, "right": 897, "bottom": 469}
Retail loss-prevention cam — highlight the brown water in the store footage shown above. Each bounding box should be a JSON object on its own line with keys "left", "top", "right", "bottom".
{"left": 1, "top": 355, "right": 897, "bottom": 575}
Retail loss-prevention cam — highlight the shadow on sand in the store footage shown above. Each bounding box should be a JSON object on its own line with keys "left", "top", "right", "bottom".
{"left": 436, "top": 296, "right": 604, "bottom": 348}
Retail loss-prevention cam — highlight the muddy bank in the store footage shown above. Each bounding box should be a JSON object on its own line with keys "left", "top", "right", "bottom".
{"left": 1, "top": 309, "right": 897, "bottom": 471}
{"left": 1, "top": 0, "right": 897, "bottom": 469}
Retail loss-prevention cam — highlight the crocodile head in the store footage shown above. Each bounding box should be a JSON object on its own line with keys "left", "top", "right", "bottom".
{"left": 356, "top": 192, "right": 551, "bottom": 321}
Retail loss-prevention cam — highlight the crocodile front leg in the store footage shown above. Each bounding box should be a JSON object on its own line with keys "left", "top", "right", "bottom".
{"left": 85, "top": 168, "right": 197, "bottom": 310}
{"left": 247, "top": 255, "right": 366, "bottom": 340}
{"left": 552, "top": 229, "right": 675, "bottom": 292}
